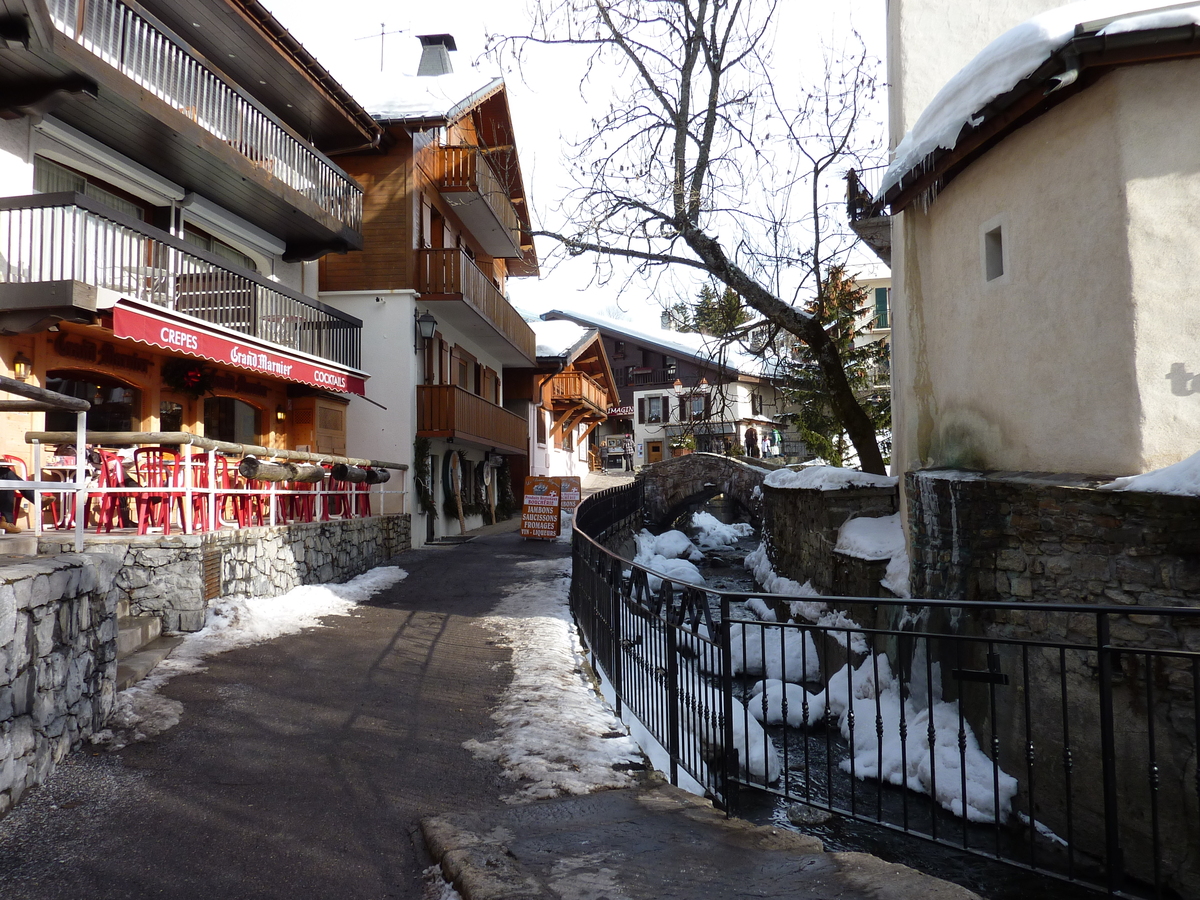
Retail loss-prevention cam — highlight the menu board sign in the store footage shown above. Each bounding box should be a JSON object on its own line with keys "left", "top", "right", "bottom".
{"left": 520, "top": 477, "right": 561, "bottom": 539}
{"left": 559, "top": 476, "right": 582, "bottom": 512}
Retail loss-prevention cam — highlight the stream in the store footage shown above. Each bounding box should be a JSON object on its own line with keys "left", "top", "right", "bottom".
{"left": 634, "top": 496, "right": 1109, "bottom": 900}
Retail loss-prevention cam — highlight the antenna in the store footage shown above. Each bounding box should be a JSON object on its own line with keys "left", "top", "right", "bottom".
{"left": 355, "top": 23, "right": 406, "bottom": 71}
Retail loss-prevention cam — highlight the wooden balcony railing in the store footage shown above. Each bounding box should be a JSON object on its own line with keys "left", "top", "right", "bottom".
{"left": 550, "top": 371, "right": 608, "bottom": 411}
{"left": 0, "top": 193, "right": 362, "bottom": 368}
{"left": 416, "top": 385, "right": 527, "bottom": 455}
{"left": 416, "top": 248, "right": 536, "bottom": 362}
{"left": 46, "top": 0, "right": 362, "bottom": 232}
{"left": 438, "top": 147, "right": 521, "bottom": 250}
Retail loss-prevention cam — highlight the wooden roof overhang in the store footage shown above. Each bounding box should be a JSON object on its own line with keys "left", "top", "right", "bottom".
{"left": 533, "top": 330, "right": 615, "bottom": 445}
{"left": 885, "top": 19, "right": 1200, "bottom": 214}
{"left": 142, "top": 0, "right": 382, "bottom": 154}
{"left": 0, "top": 0, "right": 365, "bottom": 259}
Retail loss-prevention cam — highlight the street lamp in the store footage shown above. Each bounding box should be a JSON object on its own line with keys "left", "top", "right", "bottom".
{"left": 11, "top": 351, "right": 31, "bottom": 382}
{"left": 415, "top": 309, "right": 438, "bottom": 350}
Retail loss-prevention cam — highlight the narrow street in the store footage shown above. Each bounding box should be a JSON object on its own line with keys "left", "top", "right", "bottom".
{"left": 0, "top": 524, "right": 561, "bottom": 899}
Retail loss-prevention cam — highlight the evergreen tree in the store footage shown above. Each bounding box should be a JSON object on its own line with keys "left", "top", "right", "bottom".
{"left": 692, "top": 284, "right": 752, "bottom": 338}
{"left": 781, "top": 265, "right": 890, "bottom": 467}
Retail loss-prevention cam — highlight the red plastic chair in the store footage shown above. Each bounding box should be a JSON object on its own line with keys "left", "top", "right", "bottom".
{"left": 189, "top": 453, "right": 236, "bottom": 531}
{"left": 353, "top": 471, "right": 373, "bottom": 518}
{"left": 63, "top": 450, "right": 126, "bottom": 534}
{"left": 321, "top": 464, "right": 353, "bottom": 520}
{"left": 134, "top": 447, "right": 183, "bottom": 535}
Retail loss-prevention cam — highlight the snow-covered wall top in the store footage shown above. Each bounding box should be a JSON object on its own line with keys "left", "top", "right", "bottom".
{"left": 1100, "top": 448, "right": 1200, "bottom": 496}
{"left": 882, "top": 0, "right": 1200, "bottom": 195}
{"left": 356, "top": 72, "right": 503, "bottom": 122}
{"left": 763, "top": 466, "right": 898, "bottom": 491}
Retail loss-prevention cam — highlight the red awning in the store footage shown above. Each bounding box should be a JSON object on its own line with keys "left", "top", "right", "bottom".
{"left": 112, "top": 301, "right": 367, "bottom": 395}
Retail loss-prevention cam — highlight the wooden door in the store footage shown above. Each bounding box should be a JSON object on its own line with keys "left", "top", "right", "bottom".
{"left": 647, "top": 440, "right": 663, "bottom": 464}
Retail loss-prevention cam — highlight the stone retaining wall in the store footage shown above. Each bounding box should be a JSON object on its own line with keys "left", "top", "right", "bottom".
{"left": 0, "top": 554, "right": 120, "bottom": 817}
{"left": 39, "top": 514, "right": 411, "bottom": 632}
{"left": 761, "top": 483, "right": 898, "bottom": 595}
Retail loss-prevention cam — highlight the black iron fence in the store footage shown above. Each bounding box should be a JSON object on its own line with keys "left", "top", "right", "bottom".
{"left": 570, "top": 481, "right": 1200, "bottom": 899}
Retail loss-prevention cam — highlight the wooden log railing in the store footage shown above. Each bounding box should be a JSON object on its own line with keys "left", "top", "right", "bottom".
{"left": 416, "top": 385, "right": 527, "bottom": 455}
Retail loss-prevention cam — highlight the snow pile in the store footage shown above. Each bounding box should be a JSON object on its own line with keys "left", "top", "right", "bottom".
{"left": 814, "top": 655, "right": 1019, "bottom": 823}
{"left": 743, "top": 597, "right": 778, "bottom": 622}
{"left": 744, "top": 542, "right": 826, "bottom": 620}
{"left": 764, "top": 466, "right": 897, "bottom": 491}
{"left": 1099, "top": 449, "right": 1200, "bottom": 496}
{"left": 689, "top": 511, "right": 755, "bottom": 550}
{"left": 631, "top": 528, "right": 706, "bottom": 590}
{"left": 835, "top": 512, "right": 912, "bottom": 599}
{"left": 883, "top": 0, "right": 1191, "bottom": 194}
{"left": 464, "top": 558, "right": 645, "bottom": 802}
{"left": 92, "top": 567, "right": 409, "bottom": 750}
{"left": 729, "top": 622, "right": 821, "bottom": 683}
{"left": 748, "top": 679, "right": 812, "bottom": 728}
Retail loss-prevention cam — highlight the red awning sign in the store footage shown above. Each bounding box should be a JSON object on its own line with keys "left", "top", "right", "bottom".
{"left": 113, "top": 303, "right": 366, "bottom": 395}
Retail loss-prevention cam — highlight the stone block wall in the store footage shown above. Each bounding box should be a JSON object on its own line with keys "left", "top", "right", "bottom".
{"left": 0, "top": 554, "right": 120, "bottom": 817}
{"left": 907, "top": 469, "right": 1200, "bottom": 894}
{"left": 39, "top": 514, "right": 411, "bottom": 632}
{"left": 761, "top": 484, "right": 898, "bottom": 595}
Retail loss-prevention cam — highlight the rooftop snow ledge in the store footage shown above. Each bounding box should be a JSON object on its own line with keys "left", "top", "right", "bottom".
{"left": 763, "top": 466, "right": 898, "bottom": 491}
{"left": 881, "top": 1, "right": 1200, "bottom": 197}
{"left": 1097, "top": 450, "right": 1200, "bottom": 496}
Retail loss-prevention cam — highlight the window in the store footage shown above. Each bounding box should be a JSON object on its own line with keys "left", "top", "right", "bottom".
{"left": 874, "top": 287, "right": 890, "bottom": 329}
{"left": 647, "top": 396, "right": 665, "bottom": 423}
{"left": 160, "top": 400, "right": 184, "bottom": 432}
{"left": 536, "top": 409, "right": 547, "bottom": 445}
{"left": 35, "top": 156, "right": 146, "bottom": 220}
{"left": 982, "top": 217, "right": 1008, "bottom": 283}
{"left": 183, "top": 225, "right": 258, "bottom": 273}
{"left": 665, "top": 356, "right": 677, "bottom": 377}
{"left": 750, "top": 393, "right": 763, "bottom": 416}
{"left": 204, "top": 397, "right": 260, "bottom": 444}
{"left": 45, "top": 372, "right": 141, "bottom": 432}
{"left": 613, "top": 340, "right": 626, "bottom": 358}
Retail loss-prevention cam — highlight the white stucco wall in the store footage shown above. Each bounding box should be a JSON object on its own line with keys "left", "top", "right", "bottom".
{"left": 894, "top": 61, "right": 1200, "bottom": 477}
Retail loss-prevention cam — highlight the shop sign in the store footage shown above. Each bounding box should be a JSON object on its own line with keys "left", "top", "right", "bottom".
{"left": 52, "top": 332, "right": 151, "bottom": 374}
{"left": 211, "top": 371, "right": 270, "bottom": 397}
{"left": 520, "top": 476, "right": 561, "bottom": 539}
{"left": 558, "top": 476, "right": 582, "bottom": 512}
{"left": 113, "top": 304, "right": 366, "bottom": 395}
{"left": 607, "top": 404, "right": 634, "bottom": 417}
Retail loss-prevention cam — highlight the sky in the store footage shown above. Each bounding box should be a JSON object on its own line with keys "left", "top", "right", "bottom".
{"left": 259, "top": 0, "right": 888, "bottom": 331}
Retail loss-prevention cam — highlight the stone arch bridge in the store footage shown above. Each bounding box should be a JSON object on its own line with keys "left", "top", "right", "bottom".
{"left": 640, "top": 452, "right": 774, "bottom": 526}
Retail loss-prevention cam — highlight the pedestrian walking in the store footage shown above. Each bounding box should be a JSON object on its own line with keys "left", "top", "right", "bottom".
{"left": 744, "top": 426, "right": 757, "bottom": 458}
{"left": 622, "top": 435, "right": 635, "bottom": 471}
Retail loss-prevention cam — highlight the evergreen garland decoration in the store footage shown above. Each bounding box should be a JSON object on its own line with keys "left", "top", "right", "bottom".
{"left": 161, "top": 358, "right": 215, "bottom": 398}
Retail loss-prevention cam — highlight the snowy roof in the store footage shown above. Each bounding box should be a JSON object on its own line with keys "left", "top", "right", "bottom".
{"left": 531, "top": 319, "right": 591, "bottom": 358}
{"left": 541, "top": 309, "right": 771, "bottom": 379}
{"left": 352, "top": 72, "right": 504, "bottom": 123}
{"left": 882, "top": 1, "right": 1200, "bottom": 197}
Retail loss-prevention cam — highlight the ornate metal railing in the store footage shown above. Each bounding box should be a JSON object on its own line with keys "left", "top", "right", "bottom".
{"left": 571, "top": 481, "right": 1200, "bottom": 899}
{"left": 0, "top": 193, "right": 362, "bottom": 369}
{"left": 46, "top": 0, "right": 362, "bottom": 231}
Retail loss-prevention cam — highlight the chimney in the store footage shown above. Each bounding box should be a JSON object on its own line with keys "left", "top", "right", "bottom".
{"left": 417, "top": 34, "right": 456, "bottom": 76}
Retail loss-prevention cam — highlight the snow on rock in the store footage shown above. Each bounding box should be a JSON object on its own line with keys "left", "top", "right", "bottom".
{"left": 882, "top": 1, "right": 1192, "bottom": 194}
{"left": 744, "top": 597, "right": 778, "bottom": 622}
{"left": 815, "top": 610, "right": 871, "bottom": 657}
{"left": 630, "top": 528, "right": 706, "bottom": 591}
{"left": 764, "top": 466, "right": 897, "bottom": 491}
{"left": 90, "top": 567, "right": 409, "bottom": 751}
{"left": 729, "top": 622, "right": 821, "bottom": 683}
{"left": 464, "top": 558, "right": 645, "bottom": 802}
{"left": 689, "top": 511, "right": 755, "bottom": 550}
{"left": 811, "top": 655, "right": 1018, "bottom": 823}
{"left": 1099, "top": 448, "right": 1200, "bottom": 496}
{"left": 747, "top": 679, "right": 811, "bottom": 728}
{"left": 744, "top": 542, "right": 826, "bottom": 620}
{"left": 836, "top": 512, "right": 912, "bottom": 599}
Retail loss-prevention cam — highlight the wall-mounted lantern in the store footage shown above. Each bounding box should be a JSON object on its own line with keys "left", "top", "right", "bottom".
{"left": 415, "top": 309, "right": 438, "bottom": 351}
{"left": 11, "top": 351, "right": 31, "bottom": 382}
{"left": 276, "top": 404, "right": 287, "bottom": 423}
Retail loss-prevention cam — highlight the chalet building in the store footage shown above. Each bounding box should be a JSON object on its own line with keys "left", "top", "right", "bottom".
{"left": 540, "top": 309, "right": 788, "bottom": 467}
{"left": 0, "top": 0, "right": 378, "bottom": 466}
{"left": 882, "top": 2, "right": 1200, "bottom": 479}
{"left": 319, "top": 37, "right": 538, "bottom": 544}
{"left": 506, "top": 319, "right": 616, "bottom": 479}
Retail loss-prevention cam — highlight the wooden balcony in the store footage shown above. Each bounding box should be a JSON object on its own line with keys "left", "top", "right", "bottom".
{"left": 416, "top": 385, "right": 528, "bottom": 456}
{"left": 436, "top": 147, "right": 522, "bottom": 258}
{"left": 417, "top": 249, "right": 536, "bottom": 366}
{"left": 550, "top": 372, "right": 608, "bottom": 414}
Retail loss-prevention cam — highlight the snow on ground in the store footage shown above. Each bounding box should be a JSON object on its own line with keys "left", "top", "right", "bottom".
{"left": 689, "top": 511, "right": 755, "bottom": 550}
{"left": 764, "top": 466, "right": 897, "bottom": 491}
{"left": 882, "top": 1, "right": 1195, "bottom": 194}
{"left": 630, "top": 528, "right": 706, "bottom": 591}
{"left": 1099, "top": 448, "right": 1200, "bottom": 496}
{"left": 463, "top": 557, "right": 645, "bottom": 803}
{"left": 91, "top": 567, "right": 409, "bottom": 751}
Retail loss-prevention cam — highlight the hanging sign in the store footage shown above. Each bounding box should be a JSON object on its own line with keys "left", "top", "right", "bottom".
{"left": 520, "top": 476, "right": 561, "bottom": 539}
{"left": 558, "top": 476, "right": 582, "bottom": 512}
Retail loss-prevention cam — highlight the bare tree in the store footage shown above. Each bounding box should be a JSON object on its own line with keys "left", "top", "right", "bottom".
{"left": 491, "top": 0, "right": 887, "bottom": 473}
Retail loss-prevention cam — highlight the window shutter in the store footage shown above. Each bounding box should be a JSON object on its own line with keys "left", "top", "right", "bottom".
{"left": 662, "top": 395, "right": 671, "bottom": 421}
{"left": 678, "top": 398, "right": 687, "bottom": 422}
{"left": 637, "top": 398, "right": 645, "bottom": 424}
{"left": 703, "top": 395, "right": 711, "bottom": 419}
